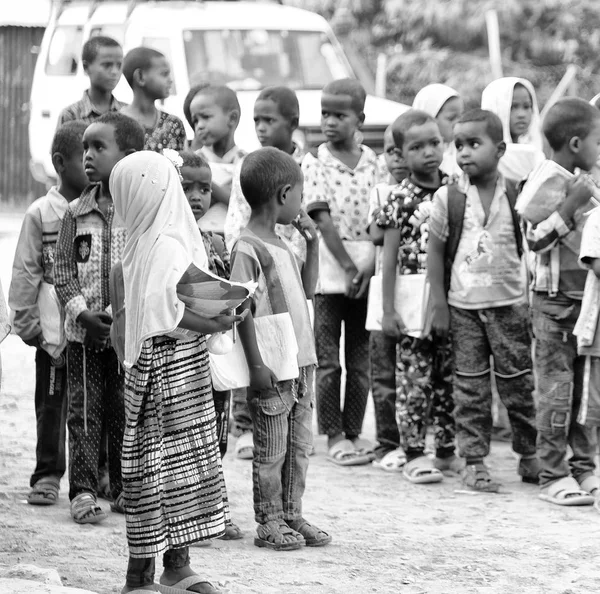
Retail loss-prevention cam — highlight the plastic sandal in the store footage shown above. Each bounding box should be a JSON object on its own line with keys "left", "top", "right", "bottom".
{"left": 285, "top": 518, "right": 332, "bottom": 547}
{"left": 254, "top": 519, "right": 305, "bottom": 551}
{"left": 403, "top": 455, "right": 444, "bottom": 484}
{"left": 218, "top": 520, "right": 243, "bottom": 541}
{"left": 157, "top": 576, "right": 222, "bottom": 594}
{"left": 27, "top": 476, "right": 60, "bottom": 506}
{"left": 327, "top": 439, "right": 372, "bottom": 466}
{"left": 351, "top": 438, "right": 376, "bottom": 462}
{"left": 234, "top": 432, "right": 253, "bottom": 460}
{"left": 539, "top": 476, "right": 595, "bottom": 506}
{"left": 372, "top": 448, "right": 406, "bottom": 473}
{"left": 578, "top": 475, "right": 600, "bottom": 496}
{"left": 461, "top": 463, "right": 500, "bottom": 493}
{"left": 71, "top": 492, "right": 107, "bottom": 524}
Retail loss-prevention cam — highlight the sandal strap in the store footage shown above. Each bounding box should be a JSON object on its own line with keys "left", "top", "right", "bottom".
{"left": 257, "top": 519, "right": 300, "bottom": 542}
{"left": 71, "top": 492, "right": 103, "bottom": 520}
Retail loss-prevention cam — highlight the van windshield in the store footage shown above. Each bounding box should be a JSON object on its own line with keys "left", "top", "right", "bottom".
{"left": 183, "top": 29, "right": 350, "bottom": 91}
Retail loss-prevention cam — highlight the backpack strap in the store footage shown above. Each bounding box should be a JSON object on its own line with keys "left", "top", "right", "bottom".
{"left": 504, "top": 178, "right": 524, "bottom": 259}
{"left": 443, "top": 183, "right": 467, "bottom": 292}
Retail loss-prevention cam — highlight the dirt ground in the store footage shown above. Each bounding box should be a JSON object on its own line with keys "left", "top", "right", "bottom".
{"left": 1, "top": 212, "right": 600, "bottom": 594}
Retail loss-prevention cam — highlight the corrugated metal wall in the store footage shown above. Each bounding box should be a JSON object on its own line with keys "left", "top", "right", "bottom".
{"left": 0, "top": 26, "right": 46, "bottom": 207}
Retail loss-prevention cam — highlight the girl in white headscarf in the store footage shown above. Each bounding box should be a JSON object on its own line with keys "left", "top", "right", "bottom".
{"left": 481, "top": 77, "right": 545, "bottom": 182}
{"left": 413, "top": 83, "right": 464, "bottom": 176}
{"left": 588, "top": 93, "right": 600, "bottom": 184}
{"left": 110, "top": 151, "right": 243, "bottom": 594}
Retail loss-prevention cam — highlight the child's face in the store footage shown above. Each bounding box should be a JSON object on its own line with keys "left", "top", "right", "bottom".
{"left": 62, "top": 147, "right": 89, "bottom": 195}
{"left": 181, "top": 165, "right": 212, "bottom": 220}
{"left": 84, "top": 46, "right": 123, "bottom": 93}
{"left": 83, "top": 123, "right": 127, "bottom": 184}
{"left": 402, "top": 121, "right": 443, "bottom": 177}
{"left": 574, "top": 118, "right": 600, "bottom": 172}
{"left": 141, "top": 57, "right": 173, "bottom": 100}
{"left": 454, "top": 121, "right": 503, "bottom": 179}
{"left": 189, "top": 93, "right": 234, "bottom": 147}
{"left": 383, "top": 128, "right": 408, "bottom": 183}
{"left": 510, "top": 84, "right": 533, "bottom": 141}
{"left": 254, "top": 99, "right": 293, "bottom": 150}
{"left": 278, "top": 180, "right": 303, "bottom": 225}
{"left": 436, "top": 96, "right": 463, "bottom": 144}
{"left": 321, "top": 93, "right": 363, "bottom": 145}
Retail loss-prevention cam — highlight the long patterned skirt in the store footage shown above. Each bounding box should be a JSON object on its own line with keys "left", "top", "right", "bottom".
{"left": 122, "top": 335, "right": 227, "bottom": 558}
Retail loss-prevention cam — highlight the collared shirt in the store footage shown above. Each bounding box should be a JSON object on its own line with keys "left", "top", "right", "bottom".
{"left": 57, "top": 90, "right": 126, "bottom": 127}
{"left": 230, "top": 229, "right": 317, "bottom": 368}
{"left": 302, "top": 143, "right": 382, "bottom": 242}
{"left": 430, "top": 173, "right": 525, "bottom": 309}
{"left": 224, "top": 143, "right": 306, "bottom": 260}
{"left": 54, "top": 184, "right": 127, "bottom": 344}
{"left": 9, "top": 187, "right": 69, "bottom": 340}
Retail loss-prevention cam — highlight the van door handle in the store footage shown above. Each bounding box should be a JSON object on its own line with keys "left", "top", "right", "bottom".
{"left": 42, "top": 110, "right": 51, "bottom": 118}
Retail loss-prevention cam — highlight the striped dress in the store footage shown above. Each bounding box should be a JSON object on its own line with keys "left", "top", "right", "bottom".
{"left": 121, "top": 334, "right": 227, "bottom": 558}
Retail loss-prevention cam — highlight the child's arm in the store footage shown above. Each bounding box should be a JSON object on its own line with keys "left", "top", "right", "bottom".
{"left": 178, "top": 308, "right": 245, "bottom": 334}
{"left": 292, "top": 209, "right": 319, "bottom": 298}
{"left": 54, "top": 210, "right": 112, "bottom": 349}
{"left": 589, "top": 258, "right": 600, "bottom": 279}
{"left": 8, "top": 209, "right": 46, "bottom": 346}
{"left": 381, "top": 227, "right": 403, "bottom": 337}
{"left": 525, "top": 175, "right": 596, "bottom": 253}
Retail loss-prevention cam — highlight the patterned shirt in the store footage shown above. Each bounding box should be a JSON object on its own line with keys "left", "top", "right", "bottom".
{"left": 375, "top": 174, "right": 448, "bottom": 275}
{"left": 54, "top": 184, "right": 127, "bottom": 344}
{"left": 57, "top": 90, "right": 126, "bottom": 127}
{"left": 144, "top": 111, "right": 187, "bottom": 152}
{"left": 302, "top": 143, "right": 382, "bottom": 241}
{"left": 9, "top": 187, "right": 69, "bottom": 340}
{"left": 230, "top": 229, "right": 317, "bottom": 368}
{"left": 224, "top": 143, "right": 306, "bottom": 260}
{"left": 430, "top": 174, "right": 525, "bottom": 309}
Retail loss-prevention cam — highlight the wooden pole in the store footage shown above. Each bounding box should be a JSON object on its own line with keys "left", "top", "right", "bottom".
{"left": 485, "top": 9, "right": 503, "bottom": 79}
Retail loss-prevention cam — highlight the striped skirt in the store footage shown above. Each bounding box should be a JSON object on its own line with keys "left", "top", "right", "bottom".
{"left": 122, "top": 335, "right": 227, "bottom": 558}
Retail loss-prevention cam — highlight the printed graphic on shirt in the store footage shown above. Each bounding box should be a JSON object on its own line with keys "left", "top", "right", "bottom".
{"left": 74, "top": 234, "right": 92, "bottom": 263}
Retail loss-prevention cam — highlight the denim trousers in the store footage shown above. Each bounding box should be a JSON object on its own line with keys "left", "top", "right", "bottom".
{"left": 369, "top": 331, "right": 399, "bottom": 455}
{"left": 449, "top": 303, "right": 537, "bottom": 460}
{"left": 532, "top": 293, "right": 597, "bottom": 487}
{"left": 314, "top": 294, "right": 370, "bottom": 438}
{"left": 31, "top": 348, "right": 68, "bottom": 486}
{"left": 247, "top": 366, "right": 314, "bottom": 524}
{"left": 66, "top": 343, "right": 125, "bottom": 500}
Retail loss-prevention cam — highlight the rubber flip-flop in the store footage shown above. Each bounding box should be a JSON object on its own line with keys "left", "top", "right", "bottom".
{"left": 327, "top": 439, "right": 372, "bottom": 466}
{"left": 403, "top": 455, "right": 444, "bottom": 484}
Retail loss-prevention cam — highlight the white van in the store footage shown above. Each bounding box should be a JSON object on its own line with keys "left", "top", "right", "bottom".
{"left": 29, "top": 0, "right": 408, "bottom": 184}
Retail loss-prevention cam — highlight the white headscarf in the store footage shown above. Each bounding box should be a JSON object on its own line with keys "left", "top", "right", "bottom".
{"left": 481, "top": 77, "right": 545, "bottom": 181}
{"left": 109, "top": 151, "right": 209, "bottom": 368}
{"left": 413, "top": 83, "right": 462, "bottom": 176}
{"left": 589, "top": 94, "right": 600, "bottom": 184}
{"left": 413, "top": 83, "right": 460, "bottom": 118}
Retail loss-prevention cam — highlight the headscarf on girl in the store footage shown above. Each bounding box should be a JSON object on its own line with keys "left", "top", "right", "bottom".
{"left": 481, "top": 77, "right": 545, "bottom": 182}
{"left": 109, "top": 151, "right": 209, "bottom": 368}
{"left": 413, "top": 83, "right": 462, "bottom": 176}
{"left": 589, "top": 94, "right": 600, "bottom": 184}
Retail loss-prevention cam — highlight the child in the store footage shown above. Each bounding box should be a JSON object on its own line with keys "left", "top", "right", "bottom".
{"left": 375, "top": 110, "right": 456, "bottom": 483}
{"left": 231, "top": 147, "right": 330, "bottom": 550}
{"left": 224, "top": 86, "right": 306, "bottom": 461}
{"left": 303, "top": 78, "right": 383, "bottom": 465}
{"left": 109, "top": 151, "right": 243, "bottom": 593}
{"left": 183, "top": 83, "right": 210, "bottom": 151}
{"left": 413, "top": 83, "right": 464, "bottom": 176}
{"left": 428, "top": 108, "right": 538, "bottom": 491}
{"left": 120, "top": 47, "right": 186, "bottom": 152}
{"left": 519, "top": 98, "right": 600, "bottom": 505}
{"left": 58, "top": 36, "right": 125, "bottom": 126}
{"left": 481, "top": 77, "right": 545, "bottom": 181}
{"left": 368, "top": 125, "right": 408, "bottom": 470}
{"left": 175, "top": 149, "right": 243, "bottom": 541}
{"left": 54, "top": 112, "right": 145, "bottom": 523}
{"left": 9, "top": 121, "right": 88, "bottom": 506}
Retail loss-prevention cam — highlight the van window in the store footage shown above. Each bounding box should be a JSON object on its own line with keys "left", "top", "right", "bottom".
{"left": 45, "top": 25, "right": 84, "bottom": 75}
{"left": 89, "top": 25, "right": 126, "bottom": 45}
{"left": 183, "top": 29, "right": 350, "bottom": 90}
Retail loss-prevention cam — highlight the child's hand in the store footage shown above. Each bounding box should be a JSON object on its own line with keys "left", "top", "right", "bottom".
{"left": 566, "top": 175, "right": 595, "bottom": 211}
{"left": 292, "top": 209, "right": 318, "bottom": 243}
{"left": 79, "top": 311, "right": 112, "bottom": 339}
{"left": 382, "top": 312, "right": 404, "bottom": 338}
{"left": 249, "top": 364, "right": 277, "bottom": 390}
{"left": 349, "top": 260, "right": 376, "bottom": 299}
{"left": 210, "top": 310, "right": 247, "bottom": 334}
{"left": 431, "top": 300, "right": 450, "bottom": 337}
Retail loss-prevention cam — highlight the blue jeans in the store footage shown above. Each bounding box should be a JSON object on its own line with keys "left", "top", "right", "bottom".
{"left": 369, "top": 331, "right": 399, "bottom": 456}
{"left": 532, "top": 293, "right": 597, "bottom": 487}
{"left": 247, "top": 366, "right": 314, "bottom": 524}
